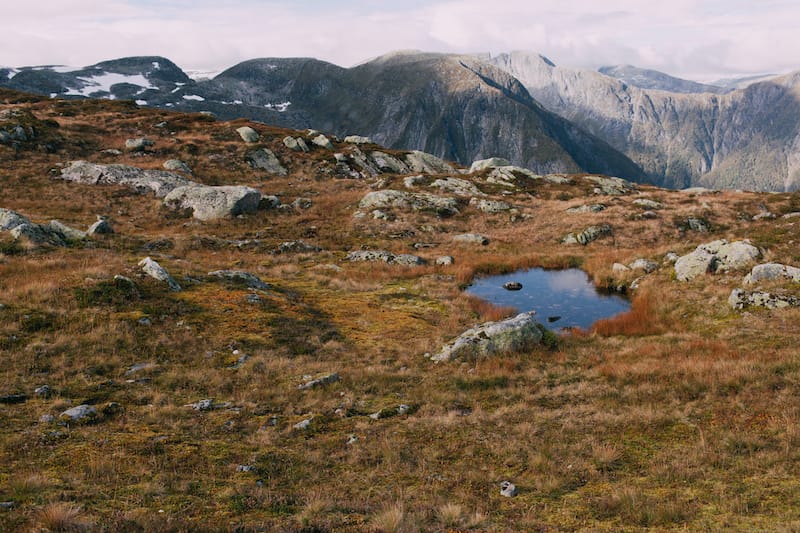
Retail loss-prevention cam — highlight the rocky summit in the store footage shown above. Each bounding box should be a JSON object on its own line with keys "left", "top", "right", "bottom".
{"left": 2, "top": 83, "right": 800, "bottom": 532}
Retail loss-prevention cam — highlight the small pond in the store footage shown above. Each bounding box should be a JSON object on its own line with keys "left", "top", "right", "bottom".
{"left": 465, "top": 268, "right": 631, "bottom": 330}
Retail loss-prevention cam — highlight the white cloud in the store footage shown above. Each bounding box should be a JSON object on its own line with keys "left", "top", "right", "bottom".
{"left": 0, "top": 0, "right": 798, "bottom": 80}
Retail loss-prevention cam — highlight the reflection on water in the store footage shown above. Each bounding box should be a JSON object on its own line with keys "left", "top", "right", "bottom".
{"left": 465, "top": 268, "right": 630, "bottom": 330}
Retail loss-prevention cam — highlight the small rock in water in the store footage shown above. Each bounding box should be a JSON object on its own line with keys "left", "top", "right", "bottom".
{"left": 503, "top": 282, "right": 522, "bottom": 291}
{"left": 500, "top": 481, "right": 518, "bottom": 497}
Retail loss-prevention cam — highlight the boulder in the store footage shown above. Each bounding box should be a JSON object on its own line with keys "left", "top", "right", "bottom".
{"left": 60, "top": 404, "right": 97, "bottom": 422}
{"left": 344, "top": 135, "right": 372, "bottom": 144}
{"left": 431, "top": 312, "right": 543, "bottom": 362}
{"left": 246, "top": 148, "right": 287, "bottom": 175}
{"left": 59, "top": 161, "right": 193, "bottom": 198}
{"left": 283, "top": 136, "right": 309, "bottom": 152}
{"left": 277, "top": 240, "right": 322, "bottom": 254}
{"left": 346, "top": 250, "right": 425, "bottom": 266}
{"left": 430, "top": 177, "right": 484, "bottom": 197}
{"left": 469, "top": 157, "right": 511, "bottom": 173}
{"left": 358, "top": 190, "right": 459, "bottom": 217}
{"left": 585, "top": 175, "right": 635, "bottom": 195}
{"left": 500, "top": 481, "right": 518, "bottom": 498}
{"left": 298, "top": 372, "right": 340, "bottom": 390}
{"left": 49, "top": 220, "right": 88, "bottom": 241}
{"left": 163, "top": 185, "right": 262, "bottom": 221}
{"left": 208, "top": 270, "right": 270, "bottom": 291}
{"left": 0, "top": 208, "right": 29, "bottom": 230}
{"left": 370, "top": 151, "right": 410, "bottom": 174}
{"left": 566, "top": 204, "right": 605, "bottom": 214}
{"left": 485, "top": 166, "right": 541, "bottom": 186}
{"left": 633, "top": 198, "right": 664, "bottom": 210}
{"left": 684, "top": 218, "right": 710, "bottom": 232}
{"left": 236, "top": 126, "right": 259, "bottom": 143}
{"left": 562, "top": 224, "right": 613, "bottom": 245}
{"left": 138, "top": 257, "right": 181, "bottom": 291}
{"left": 744, "top": 263, "right": 800, "bottom": 285}
{"left": 311, "top": 134, "right": 334, "bottom": 150}
{"left": 629, "top": 259, "right": 659, "bottom": 273}
{"left": 470, "top": 198, "right": 512, "bottom": 213}
{"left": 10, "top": 223, "right": 66, "bottom": 246}
{"left": 125, "top": 138, "right": 153, "bottom": 152}
{"left": 729, "top": 289, "right": 800, "bottom": 310}
{"left": 453, "top": 233, "right": 490, "bottom": 246}
{"left": 503, "top": 282, "right": 523, "bottom": 291}
{"left": 435, "top": 256, "right": 455, "bottom": 266}
{"left": 292, "top": 197, "right": 313, "bottom": 210}
{"left": 88, "top": 216, "right": 114, "bottom": 235}
{"left": 163, "top": 159, "right": 192, "bottom": 173}
{"left": 674, "top": 240, "right": 761, "bottom": 281}
{"left": 404, "top": 151, "right": 455, "bottom": 174}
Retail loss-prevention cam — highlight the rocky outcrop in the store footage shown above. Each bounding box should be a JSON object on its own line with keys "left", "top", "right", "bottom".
{"left": 405, "top": 151, "right": 455, "bottom": 174}
{"left": 358, "top": 190, "right": 459, "bottom": 217}
{"left": 246, "top": 148, "right": 287, "bottom": 175}
{"left": 138, "top": 257, "right": 181, "bottom": 291}
{"left": 431, "top": 312, "right": 543, "bottom": 361}
{"left": 674, "top": 240, "right": 761, "bottom": 281}
{"left": 563, "top": 224, "right": 613, "bottom": 245}
{"left": 744, "top": 263, "right": 800, "bottom": 285}
{"left": 163, "top": 185, "right": 262, "bottom": 221}
{"left": 59, "top": 161, "right": 193, "bottom": 198}
{"left": 585, "top": 176, "right": 635, "bottom": 196}
{"left": 453, "top": 233, "right": 490, "bottom": 245}
{"left": 1, "top": 208, "right": 88, "bottom": 246}
{"left": 729, "top": 289, "right": 800, "bottom": 310}
{"left": 346, "top": 250, "right": 425, "bottom": 266}
{"left": 236, "top": 126, "right": 259, "bottom": 143}
{"left": 470, "top": 198, "right": 512, "bottom": 213}
{"left": 429, "top": 177, "right": 484, "bottom": 197}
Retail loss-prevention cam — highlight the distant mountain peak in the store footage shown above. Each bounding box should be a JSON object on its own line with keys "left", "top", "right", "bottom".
{"left": 597, "top": 64, "right": 729, "bottom": 94}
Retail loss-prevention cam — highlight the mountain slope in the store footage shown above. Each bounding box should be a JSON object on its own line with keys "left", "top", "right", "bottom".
{"left": 490, "top": 51, "right": 800, "bottom": 191}
{"left": 598, "top": 64, "right": 730, "bottom": 94}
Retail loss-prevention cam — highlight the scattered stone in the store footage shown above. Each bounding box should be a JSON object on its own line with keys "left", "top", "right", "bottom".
{"left": 612, "top": 263, "right": 631, "bottom": 273}
{"left": 138, "top": 317, "right": 152, "bottom": 326}
{"left": 782, "top": 212, "right": 800, "bottom": 219}
{"left": 674, "top": 240, "right": 761, "bottom": 281}
{"left": 405, "top": 151, "right": 455, "bottom": 174}
{"left": 585, "top": 175, "right": 635, "bottom": 196}
{"left": 639, "top": 210, "right": 659, "bottom": 219}
{"left": 34, "top": 385, "right": 52, "bottom": 398}
{"left": 684, "top": 218, "right": 710, "bottom": 232}
{"left": 359, "top": 190, "right": 459, "bottom": 217}
{"left": 485, "top": 166, "right": 542, "bottom": 186}
{"left": 260, "top": 195, "right": 281, "bottom": 210}
{"left": 125, "top": 138, "right": 154, "bottom": 152}
{"left": 102, "top": 402, "right": 123, "bottom": 416}
{"left": 9, "top": 222, "right": 66, "bottom": 247}
{"left": 566, "top": 204, "right": 605, "bottom": 214}
{"left": 88, "top": 216, "right": 114, "bottom": 236}
{"left": 469, "top": 157, "right": 511, "bottom": 173}
{"left": 453, "top": 233, "right": 490, "bottom": 246}
{"left": 500, "top": 481, "right": 518, "bottom": 497}
{"left": 237, "top": 465, "right": 256, "bottom": 473}
{"left": 371, "top": 209, "right": 393, "bottom": 221}
{"left": 370, "top": 151, "right": 410, "bottom": 174}
{"left": 311, "top": 134, "right": 334, "bottom": 150}
{"left": 186, "top": 398, "right": 232, "bottom": 411}
{"left": 681, "top": 187, "right": 716, "bottom": 196}
{"left": 346, "top": 250, "right": 426, "bottom": 266}
{"left": 633, "top": 198, "right": 664, "bottom": 210}
{"left": 39, "top": 414, "right": 55, "bottom": 424}
{"left": 369, "top": 404, "right": 412, "bottom": 420}
{"left": 277, "top": 240, "right": 321, "bottom": 254}
{"left": 292, "top": 197, "right": 313, "bottom": 210}
{"left": 0, "top": 393, "right": 27, "bottom": 404}
{"left": 60, "top": 404, "right": 97, "bottom": 422}
{"left": 664, "top": 252, "right": 680, "bottom": 263}
{"left": 431, "top": 312, "right": 543, "bottom": 362}
{"left": 0, "top": 208, "right": 29, "bottom": 230}
{"left": 283, "top": 136, "right": 309, "bottom": 152}
{"left": 294, "top": 417, "right": 314, "bottom": 430}
{"left": 470, "top": 198, "right": 512, "bottom": 213}
{"left": 729, "top": 289, "right": 800, "bottom": 310}
{"left": 503, "top": 282, "right": 522, "bottom": 291}
{"left": 125, "top": 363, "right": 156, "bottom": 376}
{"left": 744, "top": 263, "right": 800, "bottom": 285}
{"left": 164, "top": 185, "right": 262, "bottom": 221}
{"left": 753, "top": 211, "right": 776, "bottom": 220}
{"left": 59, "top": 161, "right": 194, "bottom": 198}
{"left": 163, "top": 159, "right": 192, "bottom": 173}
{"left": 344, "top": 135, "right": 372, "bottom": 144}
{"left": 404, "top": 175, "right": 426, "bottom": 188}
{"left": 208, "top": 270, "right": 270, "bottom": 291}
{"left": 562, "top": 224, "right": 613, "bottom": 245}
{"left": 629, "top": 259, "right": 659, "bottom": 273}
{"left": 236, "top": 126, "right": 259, "bottom": 143}
{"left": 298, "top": 372, "right": 340, "bottom": 390}
{"left": 49, "top": 220, "right": 87, "bottom": 241}
{"left": 436, "top": 256, "right": 455, "bottom": 266}
{"left": 347, "top": 434, "right": 359, "bottom": 445}
{"left": 138, "top": 257, "right": 182, "bottom": 291}
{"left": 431, "top": 177, "right": 484, "bottom": 197}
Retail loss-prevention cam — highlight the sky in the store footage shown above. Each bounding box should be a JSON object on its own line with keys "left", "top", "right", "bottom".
{"left": 2, "top": 0, "right": 798, "bottom": 81}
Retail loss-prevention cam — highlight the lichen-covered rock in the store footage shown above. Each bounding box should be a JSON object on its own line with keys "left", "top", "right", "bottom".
{"left": 729, "top": 289, "right": 800, "bottom": 310}
{"left": 277, "top": 240, "right": 322, "bottom": 254}
{"left": 430, "top": 177, "right": 484, "bottom": 197}
{"left": 453, "top": 233, "right": 490, "bottom": 245}
{"left": 633, "top": 198, "right": 664, "bottom": 210}
{"left": 138, "top": 257, "right": 181, "bottom": 291}
{"left": 436, "top": 256, "right": 455, "bottom": 266}
{"left": 744, "top": 263, "right": 800, "bottom": 285}
{"left": 164, "top": 185, "right": 262, "bottom": 221}
{"left": 431, "top": 312, "right": 543, "bottom": 361}
{"left": 208, "top": 270, "right": 270, "bottom": 290}
{"left": 469, "top": 157, "right": 511, "bottom": 173}
{"left": 629, "top": 258, "right": 659, "bottom": 273}
{"left": 675, "top": 240, "right": 761, "bottom": 281}
{"left": 0, "top": 208, "right": 29, "bottom": 230}
{"left": 405, "top": 151, "right": 455, "bottom": 174}
{"left": 10, "top": 223, "right": 66, "bottom": 246}
{"left": 585, "top": 175, "right": 635, "bottom": 195}
{"left": 470, "top": 198, "right": 512, "bottom": 213}
{"left": 60, "top": 404, "right": 97, "bottom": 422}
{"left": 59, "top": 161, "right": 193, "bottom": 198}
{"left": 246, "top": 148, "right": 287, "bottom": 175}
{"left": 566, "top": 204, "right": 605, "bottom": 214}
{"left": 344, "top": 135, "right": 372, "bottom": 144}
{"left": 563, "top": 224, "right": 613, "bottom": 245}
{"left": 370, "top": 151, "right": 410, "bottom": 174}
{"left": 298, "top": 372, "right": 340, "bottom": 390}
{"left": 283, "top": 136, "right": 309, "bottom": 152}
{"left": 236, "top": 126, "right": 259, "bottom": 143}
{"left": 125, "top": 138, "right": 153, "bottom": 152}
{"left": 346, "top": 250, "right": 425, "bottom": 266}
{"left": 358, "top": 190, "right": 459, "bottom": 217}
{"left": 88, "top": 216, "right": 114, "bottom": 235}
{"left": 311, "top": 134, "right": 334, "bottom": 150}
{"left": 163, "top": 159, "right": 192, "bottom": 173}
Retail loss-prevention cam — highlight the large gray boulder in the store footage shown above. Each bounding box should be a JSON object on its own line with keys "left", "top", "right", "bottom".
{"left": 470, "top": 198, "right": 512, "bottom": 213}
{"left": 430, "top": 177, "right": 484, "bottom": 197}
{"left": 236, "top": 126, "right": 259, "bottom": 143}
{"left": 744, "top": 263, "right": 800, "bottom": 285}
{"left": 246, "top": 148, "right": 287, "bottom": 176}
{"left": 60, "top": 404, "right": 97, "bottom": 422}
{"left": 346, "top": 250, "right": 425, "bottom": 266}
{"left": 585, "top": 175, "right": 635, "bottom": 195}
{"left": 562, "top": 224, "right": 613, "bottom": 245}
{"left": 469, "top": 157, "right": 511, "bottom": 173}
{"left": 431, "top": 312, "right": 543, "bottom": 362}
{"left": 344, "top": 135, "right": 372, "bottom": 145}
{"left": 370, "top": 151, "right": 410, "bottom": 174}
{"left": 674, "top": 240, "right": 761, "bottom": 281}
{"left": 283, "top": 136, "right": 309, "bottom": 152}
{"left": 311, "top": 134, "right": 334, "bottom": 150}
{"left": 164, "top": 185, "right": 262, "bottom": 221}
{"left": 163, "top": 159, "right": 192, "bottom": 173}
{"left": 138, "top": 257, "right": 181, "bottom": 291}
{"left": 405, "top": 151, "right": 455, "bottom": 174}
{"left": 0, "top": 208, "right": 29, "bottom": 230}
{"left": 358, "top": 190, "right": 459, "bottom": 217}
{"left": 49, "top": 220, "right": 88, "bottom": 241}
{"left": 59, "top": 161, "right": 193, "bottom": 198}
{"left": 125, "top": 138, "right": 153, "bottom": 152}
{"left": 10, "top": 223, "right": 66, "bottom": 246}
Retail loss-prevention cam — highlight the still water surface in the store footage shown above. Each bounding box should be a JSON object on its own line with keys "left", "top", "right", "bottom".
{"left": 465, "top": 268, "right": 631, "bottom": 330}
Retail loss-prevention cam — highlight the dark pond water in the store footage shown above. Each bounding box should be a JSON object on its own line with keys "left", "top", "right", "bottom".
{"left": 465, "top": 268, "right": 631, "bottom": 330}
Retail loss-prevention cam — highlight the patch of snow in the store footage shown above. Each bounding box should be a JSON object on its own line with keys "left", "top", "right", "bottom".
{"left": 171, "top": 87, "right": 181, "bottom": 94}
{"left": 136, "top": 100, "right": 148, "bottom": 106}
{"left": 182, "top": 94, "right": 205, "bottom": 101}
{"left": 234, "top": 99, "right": 243, "bottom": 105}
{"left": 6, "top": 68, "right": 17, "bottom": 79}
{"left": 185, "top": 69, "right": 222, "bottom": 81}
{"left": 51, "top": 65, "right": 76, "bottom": 73}
{"left": 49, "top": 93, "right": 58, "bottom": 98}
{"left": 63, "top": 72, "right": 157, "bottom": 97}
{"left": 152, "top": 61, "right": 161, "bottom": 70}
{"left": 165, "top": 103, "right": 174, "bottom": 107}
{"left": 264, "top": 101, "right": 291, "bottom": 112}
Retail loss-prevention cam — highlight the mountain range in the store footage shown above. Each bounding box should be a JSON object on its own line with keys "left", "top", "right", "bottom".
{"left": 3, "top": 51, "right": 799, "bottom": 191}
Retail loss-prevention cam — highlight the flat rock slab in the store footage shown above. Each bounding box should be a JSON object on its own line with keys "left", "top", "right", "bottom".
{"left": 59, "top": 161, "right": 193, "bottom": 198}
{"left": 164, "top": 185, "right": 262, "bottom": 221}
{"left": 359, "top": 189, "right": 459, "bottom": 217}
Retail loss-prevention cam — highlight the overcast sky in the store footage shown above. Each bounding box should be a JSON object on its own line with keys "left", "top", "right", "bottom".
{"left": 3, "top": 0, "right": 798, "bottom": 81}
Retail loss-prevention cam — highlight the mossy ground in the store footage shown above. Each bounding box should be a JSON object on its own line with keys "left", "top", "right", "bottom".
{"left": 2, "top": 90, "right": 800, "bottom": 531}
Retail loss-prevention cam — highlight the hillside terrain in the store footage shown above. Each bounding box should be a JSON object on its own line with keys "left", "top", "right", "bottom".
{"left": 2, "top": 89, "right": 800, "bottom": 531}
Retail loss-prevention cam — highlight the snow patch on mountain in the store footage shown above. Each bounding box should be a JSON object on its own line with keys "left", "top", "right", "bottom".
{"left": 64, "top": 72, "right": 157, "bottom": 97}
{"left": 182, "top": 94, "right": 205, "bottom": 101}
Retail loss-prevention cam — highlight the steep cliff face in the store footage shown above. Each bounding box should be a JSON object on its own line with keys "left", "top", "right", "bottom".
{"left": 489, "top": 51, "right": 800, "bottom": 191}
